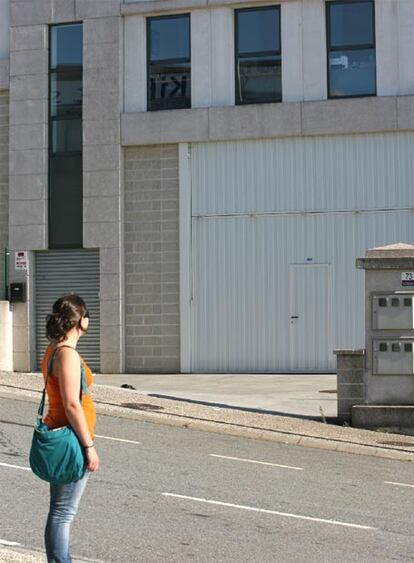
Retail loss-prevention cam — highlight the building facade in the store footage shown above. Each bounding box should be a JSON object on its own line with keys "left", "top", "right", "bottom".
{"left": 0, "top": 0, "right": 413, "bottom": 373}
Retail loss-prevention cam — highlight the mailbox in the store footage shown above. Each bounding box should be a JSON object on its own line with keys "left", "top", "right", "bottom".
{"left": 373, "top": 339, "right": 414, "bottom": 375}
{"left": 9, "top": 282, "right": 26, "bottom": 303}
{"left": 372, "top": 293, "right": 414, "bottom": 330}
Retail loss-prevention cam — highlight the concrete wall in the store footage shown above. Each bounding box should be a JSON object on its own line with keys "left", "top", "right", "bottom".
{"left": 123, "top": 0, "right": 414, "bottom": 110}
{"left": 0, "top": 93, "right": 8, "bottom": 300}
{"left": 124, "top": 145, "right": 180, "bottom": 373}
{"left": 8, "top": 23, "right": 48, "bottom": 252}
{"left": 376, "top": 0, "right": 414, "bottom": 96}
{"left": 0, "top": 0, "right": 10, "bottom": 60}
{"left": 83, "top": 15, "right": 125, "bottom": 373}
{"left": 0, "top": 301, "right": 12, "bottom": 371}
{"left": 7, "top": 0, "right": 124, "bottom": 372}
{"left": 122, "top": 95, "right": 414, "bottom": 146}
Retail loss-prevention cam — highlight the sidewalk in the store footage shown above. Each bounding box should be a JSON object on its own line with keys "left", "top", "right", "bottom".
{"left": 1, "top": 370, "right": 414, "bottom": 463}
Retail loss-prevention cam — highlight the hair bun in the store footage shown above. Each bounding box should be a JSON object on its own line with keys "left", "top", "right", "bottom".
{"left": 45, "top": 294, "right": 88, "bottom": 342}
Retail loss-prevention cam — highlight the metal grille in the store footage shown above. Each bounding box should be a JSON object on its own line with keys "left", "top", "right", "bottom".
{"left": 35, "top": 249, "right": 100, "bottom": 371}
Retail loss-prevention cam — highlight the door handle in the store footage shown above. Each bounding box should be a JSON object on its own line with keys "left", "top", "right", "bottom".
{"left": 290, "top": 316, "right": 299, "bottom": 319}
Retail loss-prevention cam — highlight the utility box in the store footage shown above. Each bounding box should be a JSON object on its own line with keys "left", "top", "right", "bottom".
{"left": 9, "top": 282, "right": 26, "bottom": 303}
{"left": 372, "top": 294, "right": 414, "bottom": 330}
{"left": 373, "top": 339, "right": 414, "bottom": 375}
{"left": 356, "top": 243, "right": 414, "bottom": 405}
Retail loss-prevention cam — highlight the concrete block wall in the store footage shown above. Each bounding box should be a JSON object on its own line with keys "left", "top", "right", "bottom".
{"left": 124, "top": 145, "right": 180, "bottom": 373}
{"left": 335, "top": 350, "right": 365, "bottom": 423}
{"left": 0, "top": 93, "right": 8, "bottom": 300}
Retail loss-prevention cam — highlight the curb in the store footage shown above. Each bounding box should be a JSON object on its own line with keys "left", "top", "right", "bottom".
{"left": 1, "top": 387, "right": 414, "bottom": 463}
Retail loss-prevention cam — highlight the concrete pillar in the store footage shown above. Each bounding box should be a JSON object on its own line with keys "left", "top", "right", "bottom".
{"left": 281, "top": 0, "right": 303, "bottom": 102}
{"left": 0, "top": 301, "right": 13, "bottom": 371}
{"left": 398, "top": 0, "right": 414, "bottom": 95}
{"left": 8, "top": 23, "right": 48, "bottom": 251}
{"left": 83, "top": 16, "right": 124, "bottom": 373}
{"left": 124, "top": 15, "right": 146, "bottom": 112}
{"left": 302, "top": 0, "right": 327, "bottom": 101}
{"left": 9, "top": 250, "right": 35, "bottom": 371}
{"left": 356, "top": 243, "right": 414, "bottom": 405}
{"left": 211, "top": 7, "right": 234, "bottom": 107}
{"left": 191, "top": 9, "right": 211, "bottom": 108}
{"left": 375, "top": 0, "right": 399, "bottom": 96}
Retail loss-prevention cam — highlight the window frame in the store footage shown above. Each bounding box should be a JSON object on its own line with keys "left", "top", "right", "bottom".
{"left": 234, "top": 5, "right": 282, "bottom": 106}
{"left": 326, "top": 0, "right": 377, "bottom": 100}
{"left": 146, "top": 13, "right": 191, "bottom": 112}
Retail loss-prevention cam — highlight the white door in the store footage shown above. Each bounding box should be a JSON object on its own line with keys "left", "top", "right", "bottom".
{"left": 289, "top": 264, "right": 333, "bottom": 371}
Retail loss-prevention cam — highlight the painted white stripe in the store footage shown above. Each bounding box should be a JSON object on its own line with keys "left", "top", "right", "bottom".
{"left": 162, "top": 493, "right": 376, "bottom": 531}
{"left": 0, "top": 540, "right": 21, "bottom": 546}
{"left": 385, "top": 481, "right": 414, "bottom": 489}
{"left": 210, "top": 454, "right": 303, "bottom": 471}
{"left": 94, "top": 434, "right": 140, "bottom": 445}
{"left": 0, "top": 462, "right": 30, "bottom": 472}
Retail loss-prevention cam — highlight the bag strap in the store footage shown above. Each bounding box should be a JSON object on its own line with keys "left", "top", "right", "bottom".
{"left": 37, "top": 345, "right": 88, "bottom": 423}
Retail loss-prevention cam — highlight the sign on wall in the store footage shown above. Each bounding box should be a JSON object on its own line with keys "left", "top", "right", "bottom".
{"left": 401, "top": 272, "right": 414, "bottom": 287}
{"left": 15, "top": 250, "right": 28, "bottom": 271}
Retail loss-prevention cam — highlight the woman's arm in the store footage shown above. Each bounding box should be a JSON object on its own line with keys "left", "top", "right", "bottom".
{"left": 55, "top": 348, "right": 99, "bottom": 472}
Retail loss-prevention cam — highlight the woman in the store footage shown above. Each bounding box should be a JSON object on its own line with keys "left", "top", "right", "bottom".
{"left": 42, "top": 294, "right": 99, "bottom": 563}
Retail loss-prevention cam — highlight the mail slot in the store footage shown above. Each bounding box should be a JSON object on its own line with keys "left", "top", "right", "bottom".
{"left": 373, "top": 339, "right": 414, "bottom": 375}
{"left": 372, "top": 294, "right": 414, "bottom": 330}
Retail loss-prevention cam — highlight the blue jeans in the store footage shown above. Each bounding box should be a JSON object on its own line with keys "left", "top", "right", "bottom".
{"left": 44, "top": 471, "right": 90, "bottom": 563}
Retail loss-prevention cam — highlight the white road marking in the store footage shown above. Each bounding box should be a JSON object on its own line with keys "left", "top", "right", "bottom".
{"left": 162, "top": 493, "right": 376, "bottom": 531}
{"left": 210, "top": 454, "right": 303, "bottom": 471}
{"left": 0, "top": 540, "right": 21, "bottom": 546}
{"left": 94, "top": 434, "right": 140, "bottom": 445}
{"left": 385, "top": 481, "right": 414, "bottom": 489}
{"left": 0, "top": 462, "right": 30, "bottom": 472}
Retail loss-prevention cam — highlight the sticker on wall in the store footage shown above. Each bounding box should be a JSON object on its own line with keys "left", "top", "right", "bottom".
{"left": 15, "top": 251, "right": 28, "bottom": 271}
{"left": 401, "top": 272, "right": 414, "bottom": 287}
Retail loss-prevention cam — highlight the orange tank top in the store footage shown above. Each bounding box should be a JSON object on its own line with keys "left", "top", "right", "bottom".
{"left": 41, "top": 343, "right": 96, "bottom": 439}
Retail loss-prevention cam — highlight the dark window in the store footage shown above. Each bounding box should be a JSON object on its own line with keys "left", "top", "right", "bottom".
{"left": 49, "top": 23, "right": 83, "bottom": 249}
{"left": 235, "top": 6, "right": 281, "bottom": 105}
{"left": 49, "top": 156, "right": 83, "bottom": 248}
{"left": 147, "top": 15, "right": 191, "bottom": 111}
{"left": 326, "top": 0, "right": 376, "bottom": 98}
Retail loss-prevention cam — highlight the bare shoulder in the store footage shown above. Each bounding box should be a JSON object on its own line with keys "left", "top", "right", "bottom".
{"left": 54, "top": 346, "right": 81, "bottom": 372}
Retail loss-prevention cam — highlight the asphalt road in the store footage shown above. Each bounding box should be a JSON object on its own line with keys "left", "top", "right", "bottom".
{"left": 1, "top": 396, "right": 414, "bottom": 563}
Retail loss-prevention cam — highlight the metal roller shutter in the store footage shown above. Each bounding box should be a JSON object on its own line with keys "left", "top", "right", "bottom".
{"left": 35, "top": 250, "right": 100, "bottom": 371}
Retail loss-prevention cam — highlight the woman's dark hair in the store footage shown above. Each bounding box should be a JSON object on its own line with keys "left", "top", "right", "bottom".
{"left": 46, "top": 294, "right": 89, "bottom": 342}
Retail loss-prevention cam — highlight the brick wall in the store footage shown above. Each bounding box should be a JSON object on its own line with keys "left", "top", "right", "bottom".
{"left": 124, "top": 145, "right": 180, "bottom": 372}
{"left": 0, "top": 93, "right": 8, "bottom": 299}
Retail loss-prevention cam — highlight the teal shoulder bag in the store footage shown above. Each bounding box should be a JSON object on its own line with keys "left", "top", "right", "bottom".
{"left": 29, "top": 346, "right": 89, "bottom": 485}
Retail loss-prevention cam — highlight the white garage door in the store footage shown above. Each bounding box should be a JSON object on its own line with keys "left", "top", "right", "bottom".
{"left": 187, "top": 133, "right": 414, "bottom": 373}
